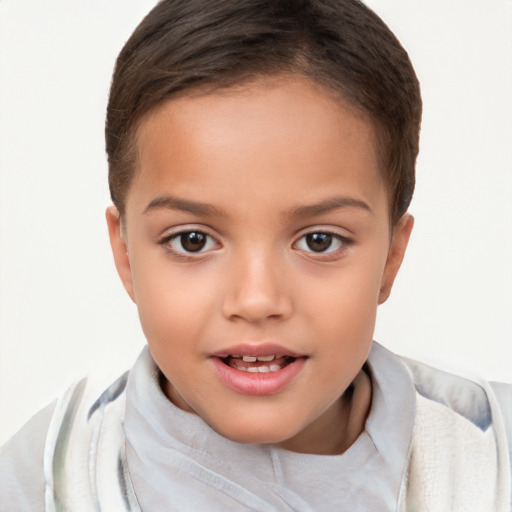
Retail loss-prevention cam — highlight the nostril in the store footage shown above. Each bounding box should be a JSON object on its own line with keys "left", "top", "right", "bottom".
{"left": 223, "top": 299, "right": 293, "bottom": 325}
{"left": 221, "top": 264, "right": 293, "bottom": 324}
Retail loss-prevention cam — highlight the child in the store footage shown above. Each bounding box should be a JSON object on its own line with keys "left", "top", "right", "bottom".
{"left": 1, "top": 0, "right": 510, "bottom": 510}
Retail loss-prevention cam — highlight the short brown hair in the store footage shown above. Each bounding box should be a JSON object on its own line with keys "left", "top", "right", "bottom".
{"left": 106, "top": 0, "right": 421, "bottom": 225}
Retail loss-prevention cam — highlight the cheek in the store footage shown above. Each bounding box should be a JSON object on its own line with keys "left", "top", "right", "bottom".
{"left": 298, "top": 255, "right": 386, "bottom": 359}
{"left": 304, "top": 257, "right": 384, "bottom": 319}
{"left": 130, "top": 258, "right": 217, "bottom": 351}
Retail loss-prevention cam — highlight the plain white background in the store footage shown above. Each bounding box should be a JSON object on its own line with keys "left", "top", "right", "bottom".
{"left": 0, "top": 0, "right": 511, "bottom": 446}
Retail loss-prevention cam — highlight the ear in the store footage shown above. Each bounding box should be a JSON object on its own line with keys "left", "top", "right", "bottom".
{"left": 105, "top": 205, "right": 136, "bottom": 303}
{"left": 378, "top": 213, "right": 414, "bottom": 304}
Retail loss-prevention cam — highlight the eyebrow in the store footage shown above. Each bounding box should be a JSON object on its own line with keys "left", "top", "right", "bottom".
{"left": 143, "top": 194, "right": 371, "bottom": 219}
{"left": 286, "top": 196, "right": 373, "bottom": 219}
{"left": 143, "top": 196, "right": 227, "bottom": 217}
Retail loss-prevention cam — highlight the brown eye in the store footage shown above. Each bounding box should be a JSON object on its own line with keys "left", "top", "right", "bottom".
{"left": 180, "top": 232, "right": 207, "bottom": 252}
{"left": 295, "top": 231, "right": 347, "bottom": 254}
{"left": 305, "top": 233, "right": 334, "bottom": 252}
{"left": 163, "top": 230, "right": 218, "bottom": 255}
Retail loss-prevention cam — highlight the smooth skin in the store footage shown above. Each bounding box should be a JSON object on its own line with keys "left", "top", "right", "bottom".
{"left": 107, "top": 76, "right": 413, "bottom": 455}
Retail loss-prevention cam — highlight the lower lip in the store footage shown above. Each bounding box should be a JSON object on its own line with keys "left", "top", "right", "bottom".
{"left": 210, "top": 357, "right": 306, "bottom": 396}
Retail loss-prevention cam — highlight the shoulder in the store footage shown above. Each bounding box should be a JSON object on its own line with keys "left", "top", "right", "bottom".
{"left": 398, "top": 355, "right": 512, "bottom": 511}
{"left": 401, "top": 356, "right": 512, "bottom": 439}
{"left": 43, "top": 372, "right": 140, "bottom": 510}
{"left": 0, "top": 371, "right": 133, "bottom": 512}
{"left": 400, "top": 356, "right": 495, "bottom": 428}
{"left": 0, "top": 401, "right": 56, "bottom": 512}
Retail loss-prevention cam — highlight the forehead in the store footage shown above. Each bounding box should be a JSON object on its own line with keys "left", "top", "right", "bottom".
{"left": 129, "top": 77, "right": 387, "bottom": 220}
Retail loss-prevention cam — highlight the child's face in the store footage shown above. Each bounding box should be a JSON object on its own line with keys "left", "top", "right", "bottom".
{"left": 107, "top": 77, "right": 412, "bottom": 454}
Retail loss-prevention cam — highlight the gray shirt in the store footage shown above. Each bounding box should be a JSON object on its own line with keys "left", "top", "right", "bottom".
{"left": 1, "top": 342, "right": 510, "bottom": 511}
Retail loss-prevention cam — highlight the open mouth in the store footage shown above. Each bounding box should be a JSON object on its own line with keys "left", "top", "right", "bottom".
{"left": 221, "top": 354, "right": 297, "bottom": 373}
{"left": 211, "top": 350, "right": 307, "bottom": 395}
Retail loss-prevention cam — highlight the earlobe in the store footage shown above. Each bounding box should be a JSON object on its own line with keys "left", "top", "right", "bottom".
{"left": 378, "top": 213, "right": 414, "bottom": 304}
{"left": 105, "top": 205, "right": 136, "bottom": 303}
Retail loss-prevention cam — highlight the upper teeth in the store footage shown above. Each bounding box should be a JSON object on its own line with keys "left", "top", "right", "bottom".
{"left": 241, "top": 355, "right": 276, "bottom": 362}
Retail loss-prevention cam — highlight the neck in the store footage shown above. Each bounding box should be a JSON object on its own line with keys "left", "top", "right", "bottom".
{"left": 277, "top": 367, "right": 372, "bottom": 455}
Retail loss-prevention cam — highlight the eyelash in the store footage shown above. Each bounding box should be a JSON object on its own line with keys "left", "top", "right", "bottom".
{"left": 157, "top": 228, "right": 352, "bottom": 259}
{"left": 293, "top": 231, "right": 352, "bottom": 258}
{"left": 157, "top": 229, "right": 220, "bottom": 257}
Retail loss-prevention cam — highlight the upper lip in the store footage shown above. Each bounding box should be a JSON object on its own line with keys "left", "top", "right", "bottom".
{"left": 210, "top": 342, "right": 304, "bottom": 359}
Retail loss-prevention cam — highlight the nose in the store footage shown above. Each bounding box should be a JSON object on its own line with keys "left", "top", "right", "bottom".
{"left": 222, "top": 249, "right": 293, "bottom": 324}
